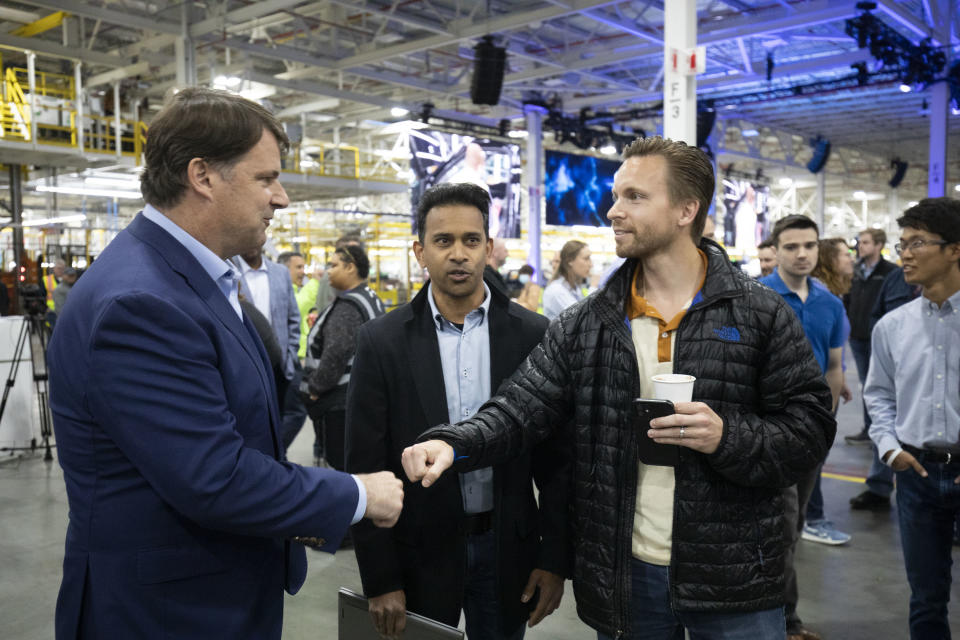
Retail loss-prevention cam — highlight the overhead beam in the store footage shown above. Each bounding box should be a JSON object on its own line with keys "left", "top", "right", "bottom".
{"left": 85, "top": 61, "right": 151, "bottom": 88}
{"left": 505, "top": 1, "right": 857, "bottom": 86}
{"left": 562, "top": 48, "right": 872, "bottom": 110}
{"left": 190, "top": 0, "right": 308, "bottom": 38}
{"left": 276, "top": 0, "right": 619, "bottom": 79}
{"left": 874, "top": 0, "right": 937, "bottom": 43}
{"left": 10, "top": 10, "right": 67, "bottom": 38}
{"left": 245, "top": 70, "right": 404, "bottom": 111}
{"left": 14, "top": 0, "right": 181, "bottom": 35}
{"left": 275, "top": 97, "right": 341, "bottom": 119}
{"left": 0, "top": 7, "right": 40, "bottom": 23}
{"left": 0, "top": 32, "right": 128, "bottom": 67}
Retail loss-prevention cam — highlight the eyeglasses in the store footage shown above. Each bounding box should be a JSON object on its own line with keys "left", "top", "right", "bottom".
{"left": 895, "top": 239, "right": 949, "bottom": 254}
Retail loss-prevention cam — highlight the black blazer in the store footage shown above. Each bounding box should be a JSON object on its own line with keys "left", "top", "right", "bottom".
{"left": 345, "top": 276, "right": 571, "bottom": 633}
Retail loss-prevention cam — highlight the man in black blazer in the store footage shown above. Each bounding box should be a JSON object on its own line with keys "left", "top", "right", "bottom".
{"left": 346, "top": 183, "right": 570, "bottom": 640}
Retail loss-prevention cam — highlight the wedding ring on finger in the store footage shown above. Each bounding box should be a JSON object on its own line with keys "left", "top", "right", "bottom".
{"left": 679, "top": 426, "right": 685, "bottom": 439}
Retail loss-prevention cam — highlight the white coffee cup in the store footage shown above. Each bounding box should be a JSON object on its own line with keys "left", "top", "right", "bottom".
{"left": 651, "top": 374, "right": 696, "bottom": 404}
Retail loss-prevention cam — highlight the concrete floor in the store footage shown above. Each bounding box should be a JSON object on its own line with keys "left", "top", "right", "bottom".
{"left": 1, "top": 365, "right": 958, "bottom": 639}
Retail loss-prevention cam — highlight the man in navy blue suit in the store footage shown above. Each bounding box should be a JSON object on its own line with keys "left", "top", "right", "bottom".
{"left": 47, "top": 87, "right": 403, "bottom": 640}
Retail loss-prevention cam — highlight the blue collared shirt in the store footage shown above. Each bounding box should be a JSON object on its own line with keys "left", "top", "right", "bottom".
{"left": 427, "top": 282, "right": 494, "bottom": 514}
{"left": 760, "top": 270, "right": 845, "bottom": 374}
{"left": 865, "top": 289, "right": 960, "bottom": 460}
{"left": 141, "top": 205, "right": 367, "bottom": 523}
{"left": 142, "top": 204, "right": 242, "bottom": 319}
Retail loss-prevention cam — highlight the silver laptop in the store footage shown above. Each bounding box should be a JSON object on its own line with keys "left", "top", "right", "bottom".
{"left": 338, "top": 588, "right": 465, "bottom": 640}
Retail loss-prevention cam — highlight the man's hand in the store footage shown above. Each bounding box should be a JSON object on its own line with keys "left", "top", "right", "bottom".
{"left": 840, "top": 382, "right": 853, "bottom": 404}
{"left": 368, "top": 589, "right": 406, "bottom": 639}
{"left": 401, "top": 441, "right": 454, "bottom": 487}
{"left": 521, "top": 569, "right": 564, "bottom": 627}
{"left": 885, "top": 450, "right": 928, "bottom": 478}
{"left": 648, "top": 401, "right": 724, "bottom": 454}
{"left": 357, "top": 472, "right": 404, "bottom": 527}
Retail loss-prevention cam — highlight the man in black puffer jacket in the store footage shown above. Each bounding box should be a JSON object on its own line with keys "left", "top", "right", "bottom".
{"left": 402, "top": 137, "right": 836, "bottom": 640}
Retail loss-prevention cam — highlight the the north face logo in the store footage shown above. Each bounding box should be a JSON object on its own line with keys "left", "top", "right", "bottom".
{"left": 713, "top": 326, "right": 741, "bottom": 342}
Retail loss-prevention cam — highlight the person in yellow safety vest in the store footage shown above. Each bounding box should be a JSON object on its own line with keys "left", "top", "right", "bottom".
{"left": 45, "top": 259, "right": 67, "bottom": 310}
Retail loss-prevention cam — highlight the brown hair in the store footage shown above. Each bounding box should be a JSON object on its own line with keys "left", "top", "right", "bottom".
{"left": 140, "top": 87, "right": 289, "bottom": 209}
{"left": 812, "top": 237, "right": 852, "bottom": 296}
{"left": 860, "top": 228, "right": 887, "bottom": 247}
{"left": 621, "top": 136, "right": 715, "bottom": 239}
{"left": 552, "top": 240, "right": 588, "bottom": 284}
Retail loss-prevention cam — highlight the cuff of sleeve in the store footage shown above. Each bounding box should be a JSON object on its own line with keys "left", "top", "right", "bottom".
{"left": 351, "top": 475, "right": 367, "bottom": 524}
{"left": 881, "top": 447, "right": 904, "bottom": 468}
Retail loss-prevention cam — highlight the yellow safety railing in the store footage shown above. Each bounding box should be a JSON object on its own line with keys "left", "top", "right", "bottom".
{"left": 1, "top": 63, "right": 147, "bottom": 162}
{"left": 3, "top": 67, "right": 32, "bottom": 141}
{"left": 11, "top": 67, "right": 74, "bottom": 100}
{"left": 73, "top": 113, "right": 146, "bottom": 159}
{"left": 285, "top": 144, "right": 407, "bottom": 182}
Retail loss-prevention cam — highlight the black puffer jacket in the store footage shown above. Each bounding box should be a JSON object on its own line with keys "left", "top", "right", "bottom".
{"left": 422, "top": 239, "right": 835, "bottom": 638}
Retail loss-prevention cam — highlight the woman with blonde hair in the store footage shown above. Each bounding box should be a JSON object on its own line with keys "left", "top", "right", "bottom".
{"left": 542, "top": 240, "right": 592, "bottom": 320}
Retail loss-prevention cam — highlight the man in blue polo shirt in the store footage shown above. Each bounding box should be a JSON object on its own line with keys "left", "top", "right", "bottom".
{"left": 761, "top": 214, "right": 847, "bottom": 640}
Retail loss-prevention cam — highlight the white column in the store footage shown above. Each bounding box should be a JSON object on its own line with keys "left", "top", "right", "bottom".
{"left": 927, "top": 79, "right": 949, "bottom": 197}
{"left": 815, "top": 171, "right": 825, "bottom": 231}
{"left": 175, "top": 2, "right": 197, "bottom": 87}
{"left": 663, "top": 0, "right": 697, "bottom": 144}
{"left": 27, "top": 51, "right": 37, "bottom": 143}
{"left": 74, "top": 61, "right": 84, "bottom": 152}
{"left": 525, "top": 104, "right": 546, "bottom": 283}
{"left": 113, "top": 82, "right": 122, "bottom": 159}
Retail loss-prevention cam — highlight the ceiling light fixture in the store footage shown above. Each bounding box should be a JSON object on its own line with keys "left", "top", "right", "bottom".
{"left": 35, "top": 185, "right": 143, "bottom": 199}
{"left": 390, "top": 107, "right": 409, "bottom": 117}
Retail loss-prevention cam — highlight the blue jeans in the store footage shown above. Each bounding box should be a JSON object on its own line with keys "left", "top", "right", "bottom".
{"left": 848, "top": 338, "right": 871, "bottom": 433}
{"left": 896, "top": 463, "right": 960, "bottom": 639}
{"left": 463, "top": 530, "right": 526, "bottom": 640}
{"left": 805, "top": 466, "right": 824, "bottom": 522}
{"left": 596, "top": 558, "right": 785, "bottom": 640}
{"left": 865, "top": 445, "right": 895, "bottom": 498}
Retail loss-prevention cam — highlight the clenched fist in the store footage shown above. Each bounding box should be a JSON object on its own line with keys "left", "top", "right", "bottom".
{"left": 357, "top": 471, "right": 404, "bottom": 527}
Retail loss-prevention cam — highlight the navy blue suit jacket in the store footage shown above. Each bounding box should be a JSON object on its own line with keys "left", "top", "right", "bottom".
{"left": 48, "top": 213, "right": 358, "bottom": 639}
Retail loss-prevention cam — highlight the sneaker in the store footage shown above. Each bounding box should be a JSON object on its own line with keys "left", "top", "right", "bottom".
{"left": 849, "top": 490, "right": 891, "bottom": 511}
{"left": 802, "top": 520, "right": 851, "bottom": 545}
{"left": 844, "top": 431, "right": 871, "bottom": 445}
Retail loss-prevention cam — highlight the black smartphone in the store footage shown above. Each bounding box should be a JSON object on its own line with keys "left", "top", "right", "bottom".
{"left": 633, "top": 398, "right": 680, "bottom": 467}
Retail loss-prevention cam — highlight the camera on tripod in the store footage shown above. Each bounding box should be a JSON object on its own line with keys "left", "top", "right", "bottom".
{"left": 18, "top": 284, "right": 47, "bottom": 318}
{"left": 0, "top": 283, "right": 54, "bottom": 461}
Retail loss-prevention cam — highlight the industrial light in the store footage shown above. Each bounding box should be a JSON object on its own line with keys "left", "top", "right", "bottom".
{"left": 214, "top": 75, "right": 242, "bottom": 88}
{"left": 741, "top": 128, "right": 760, "bottom": 137}
{"left": 507, "top": 130, "right": 528, "bottom": 138}
{"left": 954, "top": 184, "right": 960, "bottom": 192}
{"left": 853, "top": 190, "right": 867, "bottom": 199}
{"left": 390, "top": 107, "right": 409, "bottom": 117}
{"left": 899, "top": 83, "right": 912, "bottom": 93}
{"left": 599, "top": 144, "right": 617, "bottom": 155}
{"left": 35, "top": 185, "right": 143, "bottom": 199}
{"left": 907, "top": 200, "right": 919, "bottom": 207}
{"left": 22, "top": 214, "right": 87, "bottom": 227}
{"left": 85, "top": 177, "right": 140, "bottom": 189}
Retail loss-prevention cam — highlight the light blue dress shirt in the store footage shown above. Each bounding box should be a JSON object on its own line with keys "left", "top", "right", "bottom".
{"left": 865, "top": 289, "right": 960, "bottom": 464}
{"left": 140, "top": 205, "right": 367, "bottom": 522}
{"left": 142, "top": 204, "right": 242, "bottom": 319}
{"left": 427, "top": 282, "right": 495, "bottom": 514}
